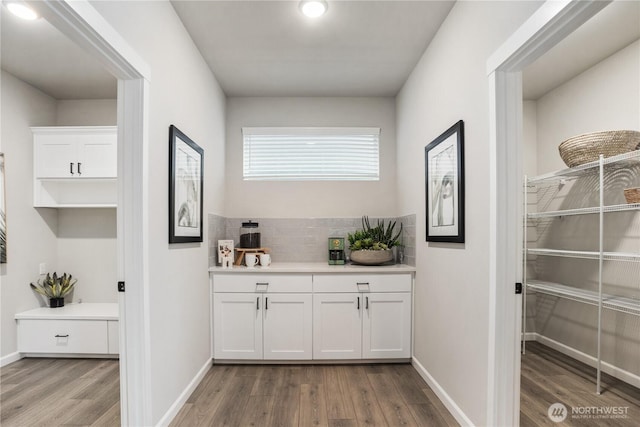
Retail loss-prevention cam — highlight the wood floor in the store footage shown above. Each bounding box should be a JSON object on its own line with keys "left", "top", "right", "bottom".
{"left": 520, "top": 341, "right": 640, "bottom": 426}
{"left": 170, "top": 363, "right": 458, "bottom": 427}
{"left": 2, "top": 343, "right": 639, "bottom": 426}
{"left": 0, "top": 357, "right": 120, "bottom": 426}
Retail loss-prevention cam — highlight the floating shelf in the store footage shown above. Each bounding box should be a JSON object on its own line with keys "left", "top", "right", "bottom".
{"left": 527, "top": 280, "right": 640, "bottom": 317}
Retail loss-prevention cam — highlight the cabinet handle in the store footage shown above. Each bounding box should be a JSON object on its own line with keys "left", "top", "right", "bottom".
{"left": 77, "top": 162, "right": 82, "bottom": 175}
{"left": 357, "top": 296, "right": 360, "bottom": 310}
{"left": 366, "top": 296, "right": 369, "bottom": 310}
{"left": 70, "top": 162, "right": 74, "bottom": 175}
{"left": 55, "top": 334, "right": 69, "bottom": 338}
{"left": 256, "top": 282, "right": 269, "bottom": 286}
{"left": 357, "top": 282, "right": 369, "bottom": 286}
{"left": 257, "top": 297, "right": 260, "bottom": 310}
{"left": 265, "top": 297, "right": 268, "bottom": 310}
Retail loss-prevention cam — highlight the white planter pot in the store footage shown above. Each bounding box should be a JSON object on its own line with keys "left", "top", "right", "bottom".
{"left": 350, "top": 249, "right": 394, "bottom": 265}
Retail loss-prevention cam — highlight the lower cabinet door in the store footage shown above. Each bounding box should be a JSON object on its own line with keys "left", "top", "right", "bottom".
{"left": 313, "top": 293, "right": 362, "bottom": 359}
{"left": 362, "top": 292, "right": 412, "bottom": 359}
{"left": 263, "top": 294, "right": 313, "bottom": 360}
{"left": 213, "top": 293, "right": 263, "bottom": 359}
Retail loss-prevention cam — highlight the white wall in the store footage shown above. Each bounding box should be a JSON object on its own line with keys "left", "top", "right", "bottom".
{"left": 56, "top": 99, "right": 117, "bottom": 126}
{"left": 91, "top": 2, "right": 227, "bottom": 423}
{"left": 395, "top": 2, "right": 542, "bottom": 424}
{"left": 536, "top": 39, "right": 640, "bottom": 174}
{"left": 0, "top": 71, "right": 59, "bottom": 361}
{"left": 225, "top": 97, "right": 396, "bottom": 218}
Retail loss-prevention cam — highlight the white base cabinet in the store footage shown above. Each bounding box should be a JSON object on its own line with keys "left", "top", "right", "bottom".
{"left": 212, "top": 275, "right": 313, "bottom": 360}
{"left": 211, "top": 271, "right": 413, "bottom": 362}
{"left": 15, "top": 303, "right": 119, "bottom": 356}
{"left": 313, "top": 274, "right": 412, "bottom": 360}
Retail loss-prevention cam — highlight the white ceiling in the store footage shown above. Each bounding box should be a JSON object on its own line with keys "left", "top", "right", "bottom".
{"left": 0, "top": 5, "right": 117, "bottom": 100}
{"left": 522, "top": 0, "right": 640, "bottom": 100}
{"left": 170, "top": 0, "right": 455, "bottom": 96}
{"left": 0, "top": 1, "right": 637, "bottom": 101}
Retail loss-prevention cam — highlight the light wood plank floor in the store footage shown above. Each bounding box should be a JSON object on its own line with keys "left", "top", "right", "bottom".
{"left": 0, "top": 357, "right": 120, "bottom": 427}
{"left": 170, "top": 363, "right": 458, "bottom": 427}
{"left": 3, "top": 343, "right": 638, "bottom": 426}
{"left": 521, "top": 341, "right": 640, "bottom": 427}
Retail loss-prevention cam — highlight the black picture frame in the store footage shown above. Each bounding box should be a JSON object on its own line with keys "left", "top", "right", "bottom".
{"left": 169, "top": 125, "right": 204, "bottom": 243}
{"left": 425, "top": 120, "right": 465, "bottom": 243}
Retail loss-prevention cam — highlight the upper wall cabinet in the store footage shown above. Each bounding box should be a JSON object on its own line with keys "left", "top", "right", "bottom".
{"left": 32, "top": 126, "right": 117, "bottom": 208}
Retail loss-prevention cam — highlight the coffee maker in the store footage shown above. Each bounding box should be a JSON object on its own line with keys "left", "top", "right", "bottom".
{"left": 328, "top": 237, "right": 345, "bottom": 265}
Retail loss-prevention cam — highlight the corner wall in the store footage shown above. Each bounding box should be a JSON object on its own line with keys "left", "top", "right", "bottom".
{"left": 0, "top": 71, "right": 58, "bottom": 362}
{"left": 395, "top": 2, "right": 542, "bottom": 424}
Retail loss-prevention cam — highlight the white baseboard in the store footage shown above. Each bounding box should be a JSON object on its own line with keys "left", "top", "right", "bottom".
{"left": 412, "top": 356, "right": 474, "bottom": 426}
{"left": 0, "top": 352, "right": 22, "bottom": 367}
{"left": 530, "top": 333, "right": 640, "bottom": 389}
{"left": 156, "top": 358, "right": 211, "bottom": 427}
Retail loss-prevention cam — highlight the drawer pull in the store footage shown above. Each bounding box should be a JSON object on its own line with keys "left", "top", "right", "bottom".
{"left": 357, "top": 296, "right": 360, "bottom": 310}
{"left": 55, "top": 334, "right": 69, "bottom": 338}
{"left": 357, "top": 282, "right": 370, "bottom": 286}
{"left": 257, "top": 297, "right": 260, "bottom": 310}
{"left": 69, "top": 163, "right": 74, "bottom": 175}
{"left": 366, "top": 296, "right": 369, "bottom": 310}
{"left": 256, "top": 282, "right": 269, "bottom": 286}
{"left": 265, "top": 297, "right": 268, "bottom": 310}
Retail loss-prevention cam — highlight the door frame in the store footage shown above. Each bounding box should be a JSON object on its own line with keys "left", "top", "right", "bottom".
{"left": 31, "top": 1, "right": 152, "bottom": 425}
{"left": 486, "top": 1, "right": 610, "bottom": 425}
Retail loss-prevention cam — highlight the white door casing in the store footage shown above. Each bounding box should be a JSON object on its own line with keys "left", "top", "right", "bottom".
{"left": 486, "top": 1, "right": 610, "bottom": 425}
{"left": 30, "top": 1, "right": 152, "bottom": 425}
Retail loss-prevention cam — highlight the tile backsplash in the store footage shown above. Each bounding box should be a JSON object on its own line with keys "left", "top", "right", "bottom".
{"left": 208, "top": 214, "right": 416, "bottom": 266}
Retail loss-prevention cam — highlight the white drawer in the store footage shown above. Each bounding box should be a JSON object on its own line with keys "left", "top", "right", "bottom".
{"left": 107, "top": 320, "right": 119, "bottom": 354}
{"left": 17, "top": 319, "right": 109, "bottom": 354}
{"left": 313, "top": 273, "right": 412, "bottom": 293}
{"left": 213, "top": 274, "right": 312, "bottom": 293}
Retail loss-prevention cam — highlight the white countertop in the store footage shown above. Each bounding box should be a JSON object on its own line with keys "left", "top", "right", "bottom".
{"left": 15, "top": 303, "right": 119, "bottom": 320}
{"left": 209, "top": 262, "right": 416, "bottom": 274}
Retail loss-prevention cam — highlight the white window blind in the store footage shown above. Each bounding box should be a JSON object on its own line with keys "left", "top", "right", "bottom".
{"left": 242, "top": 127, "right": 380, "bottom": 181}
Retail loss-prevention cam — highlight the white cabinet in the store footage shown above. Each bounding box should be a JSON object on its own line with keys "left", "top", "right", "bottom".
{"left": 212, "top": 274, "right": 313, "bottom": 360}
{"left": 32, "top": 126, "right": 117, "bottom": 207}
{"left": 15, "top": 303, "right": 119, "bottom": 356}
{"left": 313, "top": 274, "right": 412, "bottom": 360}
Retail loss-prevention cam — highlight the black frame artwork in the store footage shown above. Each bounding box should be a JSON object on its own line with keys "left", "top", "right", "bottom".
{"left": 425, "top": 120, "right": 465, "bottom": 243}
{"left": 169, "top": 125, "right": 204, "bottom": 243}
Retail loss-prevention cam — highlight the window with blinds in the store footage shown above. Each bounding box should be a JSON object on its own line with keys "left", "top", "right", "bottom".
{"left": 242, "top": 127, "right": 380, "bottom": 181}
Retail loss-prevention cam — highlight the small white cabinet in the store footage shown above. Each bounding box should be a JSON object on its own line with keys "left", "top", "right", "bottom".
{"left": 32, "top": 126, "right": 117, "bottom": 207}
{"left": 15, "top": 303, "right": 119, "bottom": 356}
{"left": 212, "top": 274, "right": 313, "bottom": 360}
{"left": 313, "top": 274, "right": 412, "bottom": 360}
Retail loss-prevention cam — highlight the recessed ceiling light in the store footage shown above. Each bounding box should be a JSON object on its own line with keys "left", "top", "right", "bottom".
{"left": 6, "top": 2, "right": 39, "bottom": 20}
{"left": 299, "top": 0, "right": 328, "bottom": 18}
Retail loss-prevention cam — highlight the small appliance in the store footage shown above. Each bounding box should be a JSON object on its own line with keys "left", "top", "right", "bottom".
{"left": 328, "top": 237, "right": 345, "bottom": 265}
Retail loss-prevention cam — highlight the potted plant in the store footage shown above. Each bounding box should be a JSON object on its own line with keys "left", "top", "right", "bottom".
{"left": 347, "top": 216, "right": 403, "bottom": 265}
{"left": 30, "top": 272, "right": 77, "bottom": 308}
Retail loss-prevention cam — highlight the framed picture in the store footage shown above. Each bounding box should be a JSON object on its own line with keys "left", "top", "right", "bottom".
{"left": 169, "top": 125, "right": 204, "bottom": 243}
{"left": 217, "top": 239, "right": 234, "bottom": 267}
{"left": 425, "top": 120, "right": 465, "bottom": 243}
{"left": 0, "top": 153, "right": 6, "bottom": 263}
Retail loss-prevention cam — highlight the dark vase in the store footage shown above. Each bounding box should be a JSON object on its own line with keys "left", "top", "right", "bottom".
{"left": 49, "top": 297, "right": 64, "bottom": 308}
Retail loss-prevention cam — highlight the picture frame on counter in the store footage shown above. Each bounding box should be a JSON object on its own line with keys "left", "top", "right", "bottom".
{"left": 218, "top": 240, "right": 234, "bottom": 268}
{"left": 425, "top": 120, "right": 465, "bottom": 243}
{"left": 169, "top": 125, "right": 204, "bottom": 243}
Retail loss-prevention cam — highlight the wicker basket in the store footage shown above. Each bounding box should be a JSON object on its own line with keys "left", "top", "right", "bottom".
{"left": 624, "top": 188, "right": 640, "bottom": 204}
{"left": 558, "top": 130, "right": 640, "bottom": 168}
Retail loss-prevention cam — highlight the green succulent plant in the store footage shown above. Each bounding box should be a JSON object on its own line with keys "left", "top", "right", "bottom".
{"left": 30, "top": 272, "right": 77, "bottom": 299}
{"left": 347, "top": 216, "right": 403, "bottom": 251}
